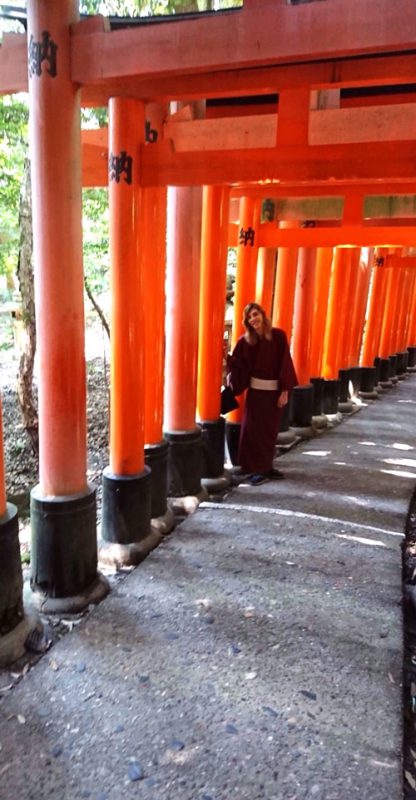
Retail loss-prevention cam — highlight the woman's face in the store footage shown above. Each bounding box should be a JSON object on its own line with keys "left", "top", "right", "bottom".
{"left": 247, "top": 307, "right": 264, "bottom": 332}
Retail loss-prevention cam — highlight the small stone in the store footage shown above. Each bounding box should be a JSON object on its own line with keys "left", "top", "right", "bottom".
{"left": 225, "top": 723, "right": 238, "bottom": 734}
{"left": 144, "top": 777, "right": 157, "bottom": 788}
{"left": 113, "top": 724, "right": 124, "bottom": 733}
{"left": 128, "top": 761, "right": 144, "bottom": 782}
{"left": 300, "top": 690, "right": 317, "bottom": 701}
{"left": 204, "top": 616, "right": 215, "bottom": 625}
{"left": 169, "top": 739, "right": 185, "bottom": 752}
{"left": 262, "top": 706, "right": 278, "bottom": 718}
{"left": 51, "top": 745, "right": 62, "bottom": 758}
{"left": 139, "top": 675, "right": 150, "bottom": 684}
{"left": 121, "top": 645, "right": 133, "bottom": 653}
{"left": 202, "top": 794, "right": 214, "bottom": 800}
{"left": 165, "top": 632, "right": 179, "bottom": 641}
{"left": 76, "top": 662, "right": 87, "bottom": 673}
{"left": 228, "top": 644, "right": 241, "bottom": 655}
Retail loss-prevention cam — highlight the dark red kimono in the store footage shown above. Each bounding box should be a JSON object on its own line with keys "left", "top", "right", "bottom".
{"left": 228, "top": 328, "right": 298, "bottom": 474}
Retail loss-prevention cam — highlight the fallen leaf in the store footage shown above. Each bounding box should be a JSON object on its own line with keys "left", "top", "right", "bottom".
{"left": 49, "top": 659, "right": 59, "bottom": 672}
{"left": 17, "top": 715, "right": 26, "bottom": 725}
{"left": 405, "top": 770, "right": 416, "bottom": 790}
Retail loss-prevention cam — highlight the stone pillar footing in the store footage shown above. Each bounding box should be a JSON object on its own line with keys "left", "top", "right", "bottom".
{"left": 30, "top": 485, "right": 109, "bottom": 612}
{"left": 0, "top": 611, "right": 40, "bottom": 668}
{"left": 202, "top": 474, "right": 232, "bottom": 494}
{"left": 289, "top": 425, "right": 315, "bottom": 440}
{"left": 312, "top": 414, "right": 329, "bottom": 429}
{"left": 338, "top": 401, "right": 354, "bottom": 414}
{"left": 169, "top": 487, "right": 209, "bottom": 517}
{"left": 165, "top": 428, "right": 202, "bottom": 497}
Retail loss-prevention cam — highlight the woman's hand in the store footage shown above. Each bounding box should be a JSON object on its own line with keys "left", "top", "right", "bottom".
{"left": 277, "top": 390, "right": 288, "bottom": 408}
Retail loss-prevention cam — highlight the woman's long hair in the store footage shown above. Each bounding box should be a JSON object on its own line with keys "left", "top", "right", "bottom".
{"left": 242, "top": 302, "right": 272, "bottom": 344}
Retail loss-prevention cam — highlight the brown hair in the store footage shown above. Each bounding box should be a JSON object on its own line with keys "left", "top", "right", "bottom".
{"left": 242, "top": 302, "right": 272, "bottom": 344}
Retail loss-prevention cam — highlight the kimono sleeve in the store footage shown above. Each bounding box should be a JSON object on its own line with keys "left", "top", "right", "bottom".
{"left": 276, "top": 330, "right": 298, "bottom": 392}
{"left": 226, "top": 338, "right": 251, "bottom": 396}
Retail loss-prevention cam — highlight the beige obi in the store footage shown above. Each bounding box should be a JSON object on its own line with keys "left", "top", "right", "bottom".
{"left": 250, "top": 377, "right": 279, "bottom": 391}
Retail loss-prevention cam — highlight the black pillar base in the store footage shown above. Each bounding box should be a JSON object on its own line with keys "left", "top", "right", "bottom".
{"left": 30, "top": 485, "right": 109, "bottom": 613}
{"left": 407, "top": 346, "right": 416, "bottom": 371}
{"left": 310, "top": 377, "right": 324, "bottom": 416}
{"left": 359, "top": 366, "right": 378, "bottom": 398}
{"left": 165, "top": 428, "right": 202, "bottom": 497}
{"left": 389, "top": 354, "right": 398, "bottom": 384}
{"left": 338, "top": 368, "right": 352, "bottom": 403}
{"left": 373, "top": 357, "right": 381, "bottom": 384}
{"left": 225, "top": 421, "right": 241, "bottom": 466}
{"left": 323, "top": 379, "right": 340, "bottom": 415}
{"left": 200, "top": 417, "right": 226, "bottom": 479}
{"left": 145, "top": 439, "right": 168, "bottom": 519}
{"left": 349, "top": 366, "right": 362, "bottom": 397}
{"left": 289, "top": 384, "right": 314, "bottom": 437}
{"left": 396, "top": 351, "right": 409, "bottom": 379}
{"left": 102, "top": 466, "right": 152, "bottom": 543}
{"left": 378, "top": 357, "right": 392, "bottom": 388}
{"left": 0, "top": 504, "right": 23, "bottom": 637}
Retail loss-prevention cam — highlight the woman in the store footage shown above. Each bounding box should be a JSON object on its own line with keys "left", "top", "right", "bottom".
{"left": 227, "top": 302, "right": 298, "bottom": 486}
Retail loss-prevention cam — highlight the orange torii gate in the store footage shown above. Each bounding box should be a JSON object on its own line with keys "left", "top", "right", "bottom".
{"left": 1, "top": 0, "right": 416, "bottom": 664}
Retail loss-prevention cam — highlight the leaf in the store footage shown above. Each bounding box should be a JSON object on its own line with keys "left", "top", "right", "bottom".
{"left": 17, "top": 714, "right": 26, "bottom": 724}
{"left": 49, "top": 658, "right": 59, "bottom": 672}
{"left": 405, "top": 770, "right": 416, "bottom": 790}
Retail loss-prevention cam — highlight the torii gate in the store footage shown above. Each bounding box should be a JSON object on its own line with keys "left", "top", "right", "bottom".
{"left": 1, "top": 0, "right": 416, "bottom": 663}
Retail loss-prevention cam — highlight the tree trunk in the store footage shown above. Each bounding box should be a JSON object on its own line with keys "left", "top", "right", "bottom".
{"left": 16, "top": 159, "right": 38, "bottom": 455}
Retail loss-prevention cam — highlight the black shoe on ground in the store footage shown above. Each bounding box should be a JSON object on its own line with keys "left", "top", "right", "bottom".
{"left": 249, "top": 473, "right": 269, "bottom": 486}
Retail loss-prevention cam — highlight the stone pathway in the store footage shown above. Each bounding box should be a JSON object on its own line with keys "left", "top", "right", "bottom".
{"left": 0, "top": 377, "right": 414, "bottom": 800}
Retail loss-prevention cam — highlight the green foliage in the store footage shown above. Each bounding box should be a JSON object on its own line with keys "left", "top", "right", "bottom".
{"left": 0, "top": 95, "right": 28, "bottom": 280}
{"left": 83, "top": 188, "right": 110, "bottom": 298}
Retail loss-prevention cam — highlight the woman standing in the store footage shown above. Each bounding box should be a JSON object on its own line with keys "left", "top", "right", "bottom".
{"left": 227, "top": 302, "right": 298, "bottom": 485}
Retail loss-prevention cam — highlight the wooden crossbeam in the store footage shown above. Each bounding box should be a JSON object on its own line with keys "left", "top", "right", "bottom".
{"left": 229, "top": 222, "right": 416, "bottom": 248}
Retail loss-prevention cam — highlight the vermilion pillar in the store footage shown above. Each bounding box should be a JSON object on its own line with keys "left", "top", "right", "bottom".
{"left": 256, "top": 248, "right": 276, "bottom": 316}
{"left": 348, "top": 251, "right": 372, "bottom": 366}
{"left": 142, "top": 104, "right": 170, "bottom": 523}
{"left": 335, "top": 248, "right": 361, "bottom": 369}
{"left": 393, "top": 265, "right": 410, "bottom": 352}
{"left": 100, "top": 97, "right": 152, "bottom": 565}
{"left": 322, "top": 248, "right": 351, "bottom": 378}
{"left": 404, "top": 268, "right": 416, "bottom": 346}
{"left": 291, "top": 248, "right": 317, "bottom": 385}
{"left": 197, "top": 185, "right": 230, "bottom": 488}
{"left": 28, "top": 0, "right": 108, "bottom": 610}
{"left": 360, "top": 249, "right": 390, "bottom": 366}
{"left": 272, "top": 221, "right": 298, "bottom": 342}
{"left": 226, "top": 197, "right": 259, "bottom": 463}
{"left": 379, "top": 259, "right": 402, "bottom": 358}
{"left": 165, "top": 185, "right": 203, "bottom": 495}
{"left": 309, "top": 248, "right": 333, "bottom": 377}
